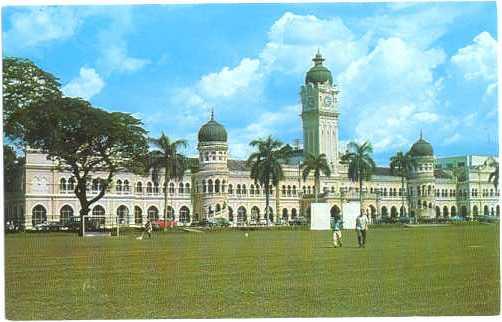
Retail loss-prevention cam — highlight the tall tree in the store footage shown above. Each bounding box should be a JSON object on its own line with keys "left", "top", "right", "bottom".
{"left": 3, "top": 144, "right": 24, "bottom": 193}
{"left": 3, "top": 57, "right": 62, "bottom": 139}
{"left": 247, "top": 136, "right": 293, "bottom": 225}
{"left": 488, "top": 161, "right": 499, "bottom": 190}
{"left": 146, "top": 133, "right": 187, "bottom": 229}
{"left": 16, "top": 97, "right": 149, "bottom": 236}
{"left": 340, "top": 141, "right": 376, "bottom": 205}
{"left": 301, "top": 153, "right": 331, "bottom": 202}
{"left": 390, "top": 151, "right": 417, "bottom": 218}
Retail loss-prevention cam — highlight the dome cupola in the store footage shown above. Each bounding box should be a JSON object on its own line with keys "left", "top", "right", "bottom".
{"left": 198, "top": 110, "right": 227, "bottom": 143}
{"left": 305, "top": 51, "right": 333, "bottom": 85}
{"left": 409, "top": 131, "right": 433, "bottom": 157}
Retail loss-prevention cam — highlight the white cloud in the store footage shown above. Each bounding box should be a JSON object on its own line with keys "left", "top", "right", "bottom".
{"left": 4, "top": 7, "right": 81, "bottom": 51}
{"left": 338, "top": 37, "right": 445, "bottom": 151}
{"left": 451, "top": 32, "right": 497, "bottom": 82}
{"left": 100, "top": 45, "right": 150, "bottom": 74}
{"left": 198, "top": 58, "right": 262, "bottom": 98}
{"left": 62, "top": 67, "right": 105, "bottom": 100}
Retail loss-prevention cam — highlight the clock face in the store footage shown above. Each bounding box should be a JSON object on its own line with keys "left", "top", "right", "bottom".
{"left": 323, "top": 95, "right": 333, "bottom": 107}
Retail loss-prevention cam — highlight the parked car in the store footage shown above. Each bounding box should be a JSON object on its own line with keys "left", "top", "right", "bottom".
{"left": 152, "top": 219, "right": 177, "bottom": 230}
{"left": 208, "top": 217, "right": 231, "bottom": 227}
{"left": 33, "top": 222, "right": 50, "bottom": 231}
{"left": 449, "top": 215, "right": 465, "bottom": 222}
{"left": 289, "top": 216, "right": 307, "bottom": 225}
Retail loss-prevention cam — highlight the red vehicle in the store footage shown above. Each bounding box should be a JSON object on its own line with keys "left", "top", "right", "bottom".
{"left": 152, "top": 219, "right": 177, "bottom": 230}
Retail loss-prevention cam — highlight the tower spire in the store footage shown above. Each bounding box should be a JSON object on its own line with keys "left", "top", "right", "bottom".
{"left": 210, "top": 108, "right": 214, "bottom": 121}
{"left": 420, "top": 129, "right": 423, "bottom": 140}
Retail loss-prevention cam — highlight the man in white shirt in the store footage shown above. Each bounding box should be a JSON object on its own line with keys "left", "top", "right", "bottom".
{"left": 355, "top": 211, "right": 369, "bottom": 248}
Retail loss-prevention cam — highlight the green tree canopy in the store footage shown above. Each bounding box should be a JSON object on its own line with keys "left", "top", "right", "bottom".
{"left": 340, "top": 141, "right": 376, "bottom": 204}
{"left": 3, "top": 144, "right": 24, "bottom": 193}
{"left": 3, "top": 57, "right": 62, "bottom": 139}
{"left": 301, "top": 153, "right": 331, "bottom": 202}
{"left": 16, "top": 96, "right": 149, "bottom": 235}
{"left": 390, "top": 151, "right": 417, "bottom": 217}
{"left": 247, "top": 136, "right": 293, "bottom": 224}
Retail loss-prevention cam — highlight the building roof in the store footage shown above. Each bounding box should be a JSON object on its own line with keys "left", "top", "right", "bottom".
{"left": 434, "top": 168, "right": 453, "bottom": 179}
{"left": 198, "top": 111, "right": 227, "bottom": 142}
{"left": 305, "top": 51, "right": 333, "bottom": 85}
{"left": 409, "top": 132, "right": 433, "bottom": 157}
{"left": 228, "top": 159, "right": 249, "bottom": 171}
{"left": 374, "top": 167, "right": 393, "bottom": 176}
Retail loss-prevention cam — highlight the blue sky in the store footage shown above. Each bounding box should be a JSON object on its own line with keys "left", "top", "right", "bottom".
{"left": 2, "top": 2, "right": 498, "bottom": 165}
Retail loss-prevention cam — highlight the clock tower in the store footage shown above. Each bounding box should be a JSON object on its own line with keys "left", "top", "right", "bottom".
{"left": 301, "top": 51, "right": 340, "bottom": 172}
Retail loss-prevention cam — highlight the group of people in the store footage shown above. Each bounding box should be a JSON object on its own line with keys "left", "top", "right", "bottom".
{"left": 331, "top": 211, "right": 369, "bottom": 248}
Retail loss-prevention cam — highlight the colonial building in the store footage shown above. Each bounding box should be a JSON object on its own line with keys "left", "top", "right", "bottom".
{"left": 5, "top": 53, "right": 500, "bottom": 229}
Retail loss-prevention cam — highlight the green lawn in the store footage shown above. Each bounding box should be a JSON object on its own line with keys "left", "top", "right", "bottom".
{"left": 5, "top": 224, "right": 500, "bottom": 319}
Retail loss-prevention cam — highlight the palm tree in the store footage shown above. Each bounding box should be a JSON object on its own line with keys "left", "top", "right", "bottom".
{"left": 488, "top": 161, "right": 499, "bottom": 190}
{"left": 301, "top": 153, "right": 331, "bottom": 202}
{"left": 247, "top": 136, "right": 293, "bottom": 225}
{"left": 146, "top": 132, "right": 187, "bottom": 230}
{"left": 390, "top": 151, "right": 417, "bottom": 218}
{"left": 340, "top": 141, "right": 376, "bottom": 205}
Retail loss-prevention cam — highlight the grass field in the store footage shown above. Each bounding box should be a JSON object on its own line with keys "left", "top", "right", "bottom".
{"left": 5, "top": 224, "right": 500, "bottom": 319}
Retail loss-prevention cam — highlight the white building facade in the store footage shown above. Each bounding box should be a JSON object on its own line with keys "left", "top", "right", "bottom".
{"left": 5, "top": 53, "right": 500, "bottom": 229}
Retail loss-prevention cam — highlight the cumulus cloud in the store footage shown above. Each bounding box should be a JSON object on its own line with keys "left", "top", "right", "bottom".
{"left": 100, "top": 45, "right": 150, "bottom": 74}
{"left": 451, "top": 31, "right": 497, "bottom": 82}
{"left": 62, "top": 67, "right": 105, "bottom": 100}
{"left": 3, "top": 7, "right": 81, "bottom": 52}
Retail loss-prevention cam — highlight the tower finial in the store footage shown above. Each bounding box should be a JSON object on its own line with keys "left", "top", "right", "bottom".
{"left": 313, "top": 49, "right": 325, "bottom": 65}
{"left": 420, "top": 129, "right": 423, "bottom": 140}
{"left": 210, "top": 108, "right": 214, "bottom": 121}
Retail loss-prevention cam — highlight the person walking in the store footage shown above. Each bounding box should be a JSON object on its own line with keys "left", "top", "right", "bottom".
{"left": 145, "top": 219, "right": 153, "bottom": 239}
{"left": 331, "top": 216, "right": 343, "bottom": 247}
{"left": 356, "top": 211, "right": 369, "bottom": 248}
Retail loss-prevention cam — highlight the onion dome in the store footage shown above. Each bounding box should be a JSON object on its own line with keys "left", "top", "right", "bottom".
{"left": 305, "top": 50, "right": 333, "bottom": 85}
{"left": 409, "top": 131, "right": 433, "bottom": 157}
{"left": 198, "top": 110, "right": 227, "bottom": 142}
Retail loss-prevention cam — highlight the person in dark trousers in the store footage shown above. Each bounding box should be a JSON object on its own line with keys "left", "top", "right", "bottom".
{"left": 331, "top": 216, "right": 343, "bottom": 247}
{"left": 355, "top": 211, "right": 369, "bottom": 248}
{"left": 145, "top": 220, "right": 153, "bottom": 239}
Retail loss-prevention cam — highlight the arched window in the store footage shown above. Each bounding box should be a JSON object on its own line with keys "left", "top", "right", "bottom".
{"left": 251, "top": 206, "right": 260, "bottom": 222}
{"left": 136, "top": 182, "right": 143, "bottom": 193}
{"left": 179, "top": 206, "right": 190, "bottom": 223}
{"left": 443, "top": 206, "right": 449, "bottom": 218}
{"left": 451, "top": 206, "right": 457, "bottom": 217}
{"left": 287, "top": 186, "right": 291, "bottom": 196}
{"left": 236, "top": 184, "right": 241, "bottom": 195}
{"left": 68, "top": 177, "right": 75, "bottom": 191}
{"left": 165, "top": 206, "right": 175, "bottom": 220}
{"left": 381, "top": 206, "right": 388, "bottom": 217}
{"left": 185, "top": 183, "right": 190, "bottom": 193}
{"left": 123, "top": 180, "right": 130, "bottom": 193}
{"left": 242, "top": 184, "right": 247, "bottom": 195}
{"left": 490, "top": 189, "right": 494, "bottom": 197}
{"left": 146, "top": 182, "right": 153, "bottom": 194}
{"left": 282, "top": 185, "right": 286, "bottom": 196}
{"left": 282, "top": 208, "right": 288, "bottom": 221}
{"left": 307, "top": 186, "right": 311, "bottom": 194}
{"left": 202, "top": 180, "right": 207, "bottom": 193}
{"left": 484, "top": 205, "right": 489, "bottom": 216}
{"left": 250, "top": 184, "right": 255, "bottom": 195}
{"left": 179, "top": 182, "right": 184, "bottom": 194}
{"left": 32, "top": 205, "right": 47, "bottom": 226}
{"left": 60, "top": 205, "right": 73, "bottom": 224}
{"left": 147, "top": 206, "right": 159, "bottom": 220}
{"left": 237, "top": 206, "right": 247, "bottom": 223}
{"left": 472, "top": 205, "right": 479, "bottom": 216}
{"left": 117, "top": 205, "right": 129, "bottom": 224}
{"left": 215, "top": 204, "right": 221, "bottom": 213}
{"left": 92, "top": 205, "right": 105, "bottom": 217}
{"left": 383, "top": 188, "right": 387, "bottom": 197}
{"left": 169, "top": 182, "right": 175, "bottom": 194}
{"left": 228, "top": 207, "right": 233, "bottom": 221}
{"left": 134, "top": 206, "right": 143, "bottom": 224}
{"left": 391, "top": 206, "right": 398, "bottom": 218}
{"left": 291, "top": 208, "right": 298, "bottom": 219}
{"left": 215, "top": 179, "right": 220, "bottom": 193}
{"left": 59, "top": 178, "right": 67, "bottom": 193}
{"left": 153, "top": 182, "right": 160, "bottom": 194}
{"left": 228, "top": 184, "right": 233, "bottom": 194}
{"left": 293, "top": 186, "right": 297, "bottom": 195}
{"left": 221, "top": 180, "right": 226, "bottom": 193}
{"left": 92, "top": 179, "right": 101, "bottom": 192}
{"left": 208, "top": 180, "right": 213, "bottom": 193}
{"left": 116, "top": 180, "right": 123, "bottom": 193}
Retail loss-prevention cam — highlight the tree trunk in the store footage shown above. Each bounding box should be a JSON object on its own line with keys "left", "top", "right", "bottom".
{"left": 275, "top": 183, "right": 280, "bottom": 224}
{"left": 314, "top": 175, "right": 319, "bottom": 202}
{"left": 79, "top": 206, "right": 90, "bottom": 237}
{"left": 265, "top": 183, "right": 270, "bottom": 225}
{"left": 401, "top": 176, "right": 405, "bottom": 218}
{"left": 359, "top": 178, "right": 363, "bottom": 208}
{"left": 164, "top": 171, "right": 168, "bottom": 232}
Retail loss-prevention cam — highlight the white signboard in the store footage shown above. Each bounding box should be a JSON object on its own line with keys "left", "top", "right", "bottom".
{"left": 310, "top": 203, "right": 330, "bottom": 230}
{"left": 342, "top": 201, "right": 361, "bottom": 229}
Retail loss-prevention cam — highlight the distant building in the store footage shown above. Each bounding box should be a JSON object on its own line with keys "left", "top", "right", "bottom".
{"left": 4, "top": 53, "right": 500, "bottom": 229}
